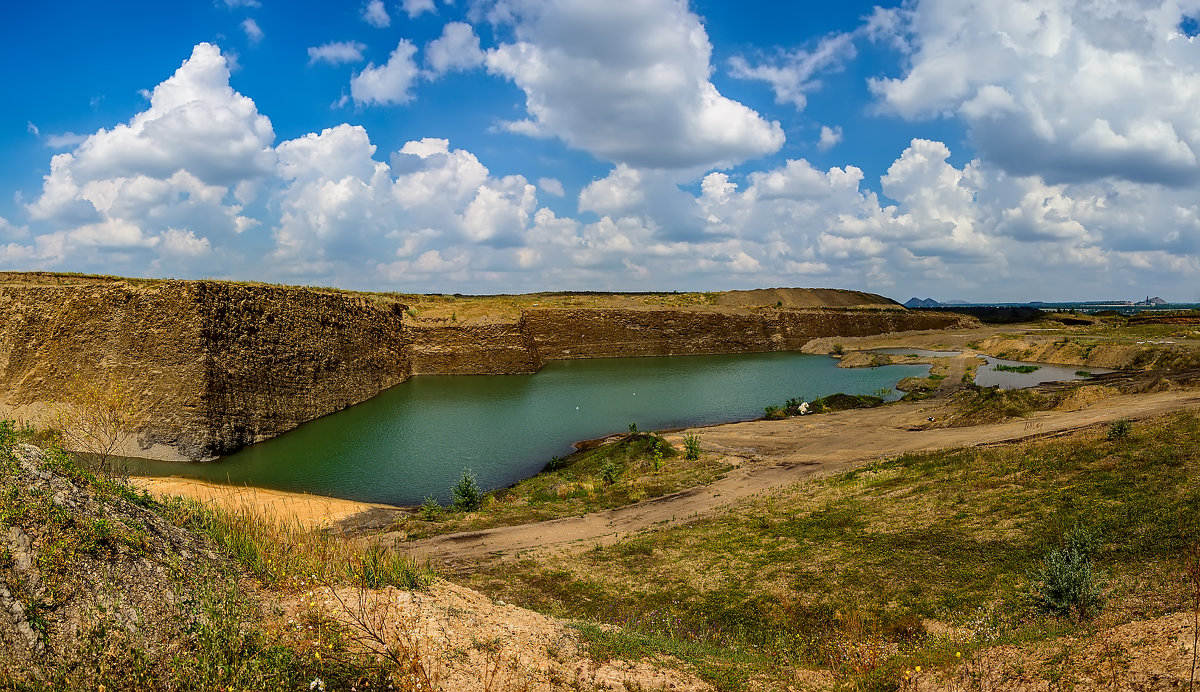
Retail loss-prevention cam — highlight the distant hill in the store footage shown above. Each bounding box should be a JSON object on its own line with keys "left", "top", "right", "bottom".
{"left": 717, "top": 287, "right": 901, "bottom": 309}
{"left": 903, "top": 297, "right": 941, "bottom": 308}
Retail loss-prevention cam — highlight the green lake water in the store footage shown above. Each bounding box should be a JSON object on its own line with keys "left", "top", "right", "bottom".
{"left": 123, "top": 352, "right": 929, "bottom": 506}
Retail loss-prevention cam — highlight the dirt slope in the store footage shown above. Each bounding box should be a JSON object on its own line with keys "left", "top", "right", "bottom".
{"left": 717, "top": 287, "right": 900, "bottom": 308}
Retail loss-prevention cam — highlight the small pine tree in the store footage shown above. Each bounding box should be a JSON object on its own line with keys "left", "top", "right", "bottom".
{"left": 451, "top": 469, "right": 481, "bottom": 512}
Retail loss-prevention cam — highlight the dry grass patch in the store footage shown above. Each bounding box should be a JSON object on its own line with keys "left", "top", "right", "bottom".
{"left": 460, "top": 411, "right": 1200, "bottom": 690}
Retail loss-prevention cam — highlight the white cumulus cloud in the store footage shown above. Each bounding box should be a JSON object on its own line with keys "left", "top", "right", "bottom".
{"left": 362, "top": 0, "right": 390, "bottom": 27}
{"left": 817, "top": 125, "right": 843, "bottom": 151}
{"left": 872, "top": 0, "right": 1200, "bottom": 186}
{"left": 403, "top": 0, "right": 437, "bottom": 18}
{"left": 308, "top": 41, "right": 367, "bottom": 66}
{"left": 485, "top": 0, "right": 784, "bottom": 170}
{"left": 351, "top": 41, "right": 420, "bottom": 105}
{"left": 19, "top": 43, "right": 270, "bottom": 274}
{"left": 426, "top": 22, "right": 484, "bottom": 74}
{"left": 537, "top": 177, "right": 564, "bottom": 196}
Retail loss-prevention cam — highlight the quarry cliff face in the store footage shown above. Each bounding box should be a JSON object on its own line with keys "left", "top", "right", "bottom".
{"left": 0, "top": 277, "right": 408, "bottom": 460}
{"left": 0, "top": 275, "right": 975, "bottom": 460}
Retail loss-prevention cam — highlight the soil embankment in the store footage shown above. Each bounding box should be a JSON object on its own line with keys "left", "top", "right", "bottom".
{"left": 972, "top": 332, "right": 1200, "bottom": 370}
{"left": 0, "top": 273, "right": 975, "bottom": 459}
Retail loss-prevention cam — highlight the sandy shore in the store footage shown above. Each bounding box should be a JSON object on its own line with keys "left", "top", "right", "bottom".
{"left": 128, "top": 476, "right": 396, "bottom": 530}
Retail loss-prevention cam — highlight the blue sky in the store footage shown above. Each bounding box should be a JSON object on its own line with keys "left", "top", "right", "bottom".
{"left": 3, "top": 0, "right": 1200, "bottom": 302}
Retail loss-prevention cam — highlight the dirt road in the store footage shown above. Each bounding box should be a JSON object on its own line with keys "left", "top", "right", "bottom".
{"left": 391, "top": 389, "right": 1200, "bottom": 572}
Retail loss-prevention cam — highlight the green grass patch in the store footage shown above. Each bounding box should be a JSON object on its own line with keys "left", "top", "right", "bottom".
{"left": 391, "top": 432, "right": 733, "bottom": 540}
{"left": 993, "top": 363, "right": 1041, "bottom": 373}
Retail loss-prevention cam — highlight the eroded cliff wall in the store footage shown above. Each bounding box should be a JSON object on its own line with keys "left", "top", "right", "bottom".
{"left": 407, "top": 320, "right": 542, "bottom": 375}
{"left": 0, "top": 274, "right": 976, "bottom": 460}
{"left": 0, "top": 280, "right": 208, "bottom": 456}
{"left": 194, "top": 282, "right": 409, "bottom": 457}
{"left": 0, "top": 278, "right": 408, "bottom": 460}
{"left": 428, "top": 307, "right": 975, "bottom": 372}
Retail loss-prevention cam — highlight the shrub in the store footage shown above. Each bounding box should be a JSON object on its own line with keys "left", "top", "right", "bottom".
{"left": 683, "top": 434, "right": 701, "bottom": 460}
{"left": 420, "top": 495, "right": 441, "bottom": 521}
{"left": 831, "top": 344, "right": 845, "bottom": 356}
{"left": 599, "top": 461, "right": 621, "bottom": 485}
{"left": 763, "top": 405, "right": 786, "bottom": 420}
{"left": 544, "top": 455, "right": 567, "bottom": 472}
{"left": 451, "top": 469, "right": 481, "bottom": 512}
{"left": 1107, "top": 418, "right": 1133, "bottom": 440}
{"left": 808, "top": 393, "right": 884, "bottom": 413}
{"left": 628, "top": 422, "right": 638, "bottom": 434}
{"left": 1030, "top": 524, "right": 1104, "bottom": 619}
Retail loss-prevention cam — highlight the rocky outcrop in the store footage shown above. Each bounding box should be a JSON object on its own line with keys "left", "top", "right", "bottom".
{"left": 0, "top": 274, "right": 976, "bottom": 460}
{"left": 0, "top": 278, "right": 408, "bottom": 460}
{"left": 194, "top": 282, "right": 409, "bottom": 457}
{"left": 408, "top": 319, "right": 542, "bottom": 375}
{"left": 525, "top": 307, "right": 967, "bottom": 362}
{"left": 403, "top": 308, "right": 974, "bottom": 375}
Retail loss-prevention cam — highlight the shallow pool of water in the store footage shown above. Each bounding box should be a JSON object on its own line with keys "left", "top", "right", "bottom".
{"left": 122, "top": 352, "right": 929, "bottom": 505}
{"left": 974, "top": 357, "right": 1109, "bottom": 388}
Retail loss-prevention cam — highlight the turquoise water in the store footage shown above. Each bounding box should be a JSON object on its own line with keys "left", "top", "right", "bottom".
{"left": 122, "top": 352, "right": 928, "bottom": 506}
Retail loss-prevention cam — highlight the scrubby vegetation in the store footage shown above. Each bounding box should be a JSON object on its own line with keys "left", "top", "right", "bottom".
{"left": 465, "top": 410, "right": 1200, "bottom": 689}
{"left": 1029, "top": 524, "right": 1105, "bottom": 619}
{"left": 0, "top": 425, "right": 436, "bottom": 690}
{"left": 762, "top": 392, "right": 888, "bottom": 420}
{"left": 941, "top": 384, "right": 1052, "bottom": 427}
{"left": 388, "top": 431, "right": 732, "bottom": 541}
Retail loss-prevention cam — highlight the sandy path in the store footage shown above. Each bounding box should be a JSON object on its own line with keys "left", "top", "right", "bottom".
{"left": 391, "top": 389, "right": 1200, "bottom": 571}
{"left": 129, "top": 476, "right": 393, "bottom": 530}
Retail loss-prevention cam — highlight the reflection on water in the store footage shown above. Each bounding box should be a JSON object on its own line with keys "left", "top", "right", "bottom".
{"left": 120, "top": 352, "right": 928, "bottom": 505}
{"left": 974, "top": 357, "right": 1110, "bottom": 388}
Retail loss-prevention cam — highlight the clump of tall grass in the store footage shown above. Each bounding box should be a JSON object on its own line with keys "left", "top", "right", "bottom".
{"left": 1107, "top": 418, "right": 1133, "bottom": 440}
{"left": 159, "top": 497, "right": 433, "bottom": 590}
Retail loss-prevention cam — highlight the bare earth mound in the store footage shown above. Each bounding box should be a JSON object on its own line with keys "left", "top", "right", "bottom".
{"left": 716, "top": 286, "right": 900, "bottom": 309}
